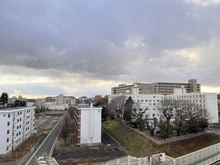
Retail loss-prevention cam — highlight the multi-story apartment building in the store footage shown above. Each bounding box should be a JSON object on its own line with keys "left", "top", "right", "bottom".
{"left": 152, "top": 79, "right": 200, "bottom": 95}
{"left": 0, "top": 107, "right": 35, "bottom": 155}
{"left": 166, "top": 88, "right": 218, "bottom": 123}
{"left": 109, "top": 84, "right": 218, "bottom": 123}
{"left": 36, "top": 98, "right": 46, "bottom": 110}
{"left": 72, "top": 104, "right": 102, "bottom": 146}
{"left": 95, "top": 95, "right": 102, "bottom": 103}
{"left": 55, "top": 94, "right": 76, "bottom": 106}
{"left": 109, "top": 84, "right": 164, "bottom": 120}
{"left": 36, "top": 94, "right": 76, "bottom": 110}
{"left": 111, "top": 79, "right": 201, "bottom": 95}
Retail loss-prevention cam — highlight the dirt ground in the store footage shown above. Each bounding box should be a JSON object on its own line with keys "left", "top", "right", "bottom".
{"left": 45, "top": 110, "right": 64, "bottom": 115}
{"left": 53, "top": 130, "right": 77, "bottom": 154}
{"left": 0, "top": 132, "right": 46, "bottom": 164}
{"left": 43, "top": 119, "right": 58, "bottom": 130}
{"left": 156, "top": 133, "right": 220, "bottom": 158}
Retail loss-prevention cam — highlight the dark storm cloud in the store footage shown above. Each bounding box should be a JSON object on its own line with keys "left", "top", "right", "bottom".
{"left": 0, "top": 0, "right": 220, "bottom": 83}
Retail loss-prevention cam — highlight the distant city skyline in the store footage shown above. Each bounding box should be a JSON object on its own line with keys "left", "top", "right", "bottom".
{"left": 1, "top": 0, "right": 220, "bottom": 98}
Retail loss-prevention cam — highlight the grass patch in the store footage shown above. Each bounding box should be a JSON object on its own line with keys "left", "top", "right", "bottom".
{"left": 103, "top": 119, "right": 220, "bottom": 158}
{"left": 103, "top": 120, "right": 157, "bottom": 157}
{"left": 53, "top": 131, "right": 77, "bottom": 154}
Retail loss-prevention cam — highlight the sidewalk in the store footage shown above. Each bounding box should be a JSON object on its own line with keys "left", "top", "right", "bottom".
{"left": 129, "top": 127, "right": 209, "bottom": 145}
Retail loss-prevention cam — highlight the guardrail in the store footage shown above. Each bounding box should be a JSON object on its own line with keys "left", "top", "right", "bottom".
{"left": 17, "top": 132, "right": 50, "bottom": 165}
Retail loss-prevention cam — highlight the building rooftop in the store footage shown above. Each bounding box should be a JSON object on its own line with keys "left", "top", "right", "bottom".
{"left": 37, "top": 157, "right": 59, "bottom": 165}
{"left": 0, "top": 106, "right": 36, "bottom": 111}
{"left": 76, "top": 104, "right": 91, "bottom": 108}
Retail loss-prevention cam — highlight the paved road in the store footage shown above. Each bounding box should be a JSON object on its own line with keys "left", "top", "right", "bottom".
{"left": 102, "top": 128, "right": 118, "bottom": 145}
{"left": 53, "top": 128, "right": 127, "bottom": 161}
{"left": 26, "top": 117, "right": 62, "bottom": 165}
{"left": 54, "top": 147, "right": 127, "bottom": 160}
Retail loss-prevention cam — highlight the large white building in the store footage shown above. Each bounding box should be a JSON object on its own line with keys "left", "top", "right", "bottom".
{"left": 0, "top": 107, "right": 35, "bottom": 155}
{"left": 72, "top": 104, "right": 102, "bottom": 146}
{"left": 166, "top": 88, "right": 218, "bottom": 123}
{"left": 109, "top": 83, "right": 164, "bottom": 120}
{"left": 108, "top": 84, "right": 219, "bottom": 123}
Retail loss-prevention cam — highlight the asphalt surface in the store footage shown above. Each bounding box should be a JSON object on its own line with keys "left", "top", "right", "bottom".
{"left": 54, "top": 147, "right": 127, "bottom": 160}
{"left": 26, "top": 117, "right": 62, "bottom": 165}
{"left": 53, "top": 128, "right": 127, "bottom": 161}
{"left": 101, "top": 128, "right": 118, "bottom": 145}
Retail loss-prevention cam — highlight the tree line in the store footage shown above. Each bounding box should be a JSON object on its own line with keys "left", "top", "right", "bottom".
{"left": 107, "top": 95, "right": 210, "bottom": 139}
{"left": 0, "top": 92, "right": 26, "bottom": 108}
{"left": 0, "top": 92, "right": 8, "bottom": 108}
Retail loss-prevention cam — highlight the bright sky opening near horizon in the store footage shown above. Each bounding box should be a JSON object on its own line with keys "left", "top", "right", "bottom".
{"left": 1, "top": 0, "right": 220, "bottom": 98}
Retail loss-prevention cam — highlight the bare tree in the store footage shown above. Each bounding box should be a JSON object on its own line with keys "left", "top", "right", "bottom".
{"left": 159, "top": 99, "right": 210, "bottom": 136}
{"left": 184, "top": 102, "right": 209, "bottom": 133}
{"left": 61, "top": 112, "right": 72, "bottom": 145}
{"left": 132, "top": 102, "right": 148, "bottom": 131}
{"left": 108, "top": 95, "right": 126, "bottom": 119}
{"left": 173, "top": 100, "right": 189, "bottom": 136}
{"left": 158, "top": 99, "right": 177, "bottom": 138}
{"left": 146, "top": 114, "right": 158, "bottom": 135}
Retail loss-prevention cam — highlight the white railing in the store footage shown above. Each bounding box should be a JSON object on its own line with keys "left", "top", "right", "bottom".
{"left": 175, "top": 142, "right": 220, "bottom": 165}
{"left": 99, "top": 156, "right": 152, "bottom": 165}
{"left": 99, "top": 142, "right": 220, "bottom": 165}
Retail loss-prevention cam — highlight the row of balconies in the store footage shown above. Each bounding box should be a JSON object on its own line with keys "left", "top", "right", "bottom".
{"left": 73, "top": 109, "right": 81, "bottom": 117}
{"left": 73, "top": 121, "right": 81, "bottom": 130}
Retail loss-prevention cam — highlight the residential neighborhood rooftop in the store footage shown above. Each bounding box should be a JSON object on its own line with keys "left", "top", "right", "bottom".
{"left": 0, "top": 106, "right": 36, "bottom": 111}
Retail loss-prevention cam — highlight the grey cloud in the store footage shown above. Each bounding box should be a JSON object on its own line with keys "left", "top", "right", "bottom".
{"left": 0, "top": 0, "right": 220, "bottom": 85}
{"left": 1, "top": 83, "right": 64, "bottom": 97}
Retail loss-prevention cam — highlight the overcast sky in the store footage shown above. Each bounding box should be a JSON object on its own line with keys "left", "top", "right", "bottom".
{"left": 1, "top": 0, "right": 220, "bottom": 98}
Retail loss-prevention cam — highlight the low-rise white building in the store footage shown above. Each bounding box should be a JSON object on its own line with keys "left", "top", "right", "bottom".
{"left": 36, "top": 95, "right": 76, "bottom": 110}
{"left": 72, "top": 104, "right": 102, "bottom": 146}
{"left": 0, "top": 107, "right": 35, "bottom": 155}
